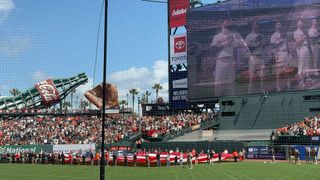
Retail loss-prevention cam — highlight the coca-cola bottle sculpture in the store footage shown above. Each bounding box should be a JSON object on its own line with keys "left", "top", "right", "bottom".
{"left": 0, "top": 73, "right": 88, "bottom": 111}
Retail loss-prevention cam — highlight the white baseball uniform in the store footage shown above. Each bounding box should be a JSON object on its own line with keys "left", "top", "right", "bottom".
{"left": 294, "top": 29, "right": 310, "bottom": 75}
{"left": 245, "top": 32, "right": 264, "bottom": 76}
{"left": 309, "top": 27, "right": 319, "bottom": 71}
{"left": 270, "top": 31, "right": 290, "bottom": 91}
{"left": 211, "top": 30, "right": 236, "bottom": 95}
{"left": 211, "top": 30, "right": 235, "bottom": 95}
{"left": 270, "top": 32, "right": 289, "bottom": 71}
{"left": 246, "top": 31, "right": 264, "bottom": 93}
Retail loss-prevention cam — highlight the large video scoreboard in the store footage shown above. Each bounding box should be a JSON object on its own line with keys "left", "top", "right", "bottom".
{"left": 187, "top": 1, "right": 320, "bottom": 101}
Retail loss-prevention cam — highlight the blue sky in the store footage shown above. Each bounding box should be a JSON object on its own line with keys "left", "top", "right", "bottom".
{"left": 0, "top": 0, "right": 219, "bottom": 108}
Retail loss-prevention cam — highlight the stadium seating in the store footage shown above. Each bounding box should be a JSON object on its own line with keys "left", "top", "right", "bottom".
{"left": 0, "top": 113, "right": 215, "bottom": 145}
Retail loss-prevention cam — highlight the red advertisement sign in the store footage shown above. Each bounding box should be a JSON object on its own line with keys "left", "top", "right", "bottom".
{"left": 170, "top": 33, "right": 187, "bottom": 65}
{"left": 35, "top": 79, "right": 60, "bottom": 106}
{"left": 169, "top": 0, "right": 189, "bottom": 28}
{"left": 174, "top": 35, "right": 186, "bottom": 53}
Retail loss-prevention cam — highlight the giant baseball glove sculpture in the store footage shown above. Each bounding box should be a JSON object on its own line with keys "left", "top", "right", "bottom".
{"left": 84, "top": 83, "right": 119, "bottom": 110}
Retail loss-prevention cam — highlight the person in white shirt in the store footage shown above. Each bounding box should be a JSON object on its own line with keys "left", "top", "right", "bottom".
{"left": 294, "top": 19, "right": 310, "bottom": 87}
{"left": 210, "top": 150, "right": 215, "bottom": 165}
{"left": 223, "top": 149, "right": 229, "bottom": 154}
{"left": 211, "top": 20, "right": 243, "bottom": 95}
{"left": 309, "top": 19, "right": 320, "bottom": 75}
{"left": 166, "top": 151, "right": 170, "bottom": 167}
{"left": 270, "top": 22, "right": 290, "bottom": 91}
{"left": 179, "top": 151, "right": 184, "bottom": 167}
{"left": 246, "top": 21, "right": 265, "bottom": 93}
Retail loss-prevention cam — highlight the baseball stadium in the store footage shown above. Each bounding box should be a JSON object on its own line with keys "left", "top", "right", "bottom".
{"left": 1, "top": 0, "right": 320, "bottom": 179}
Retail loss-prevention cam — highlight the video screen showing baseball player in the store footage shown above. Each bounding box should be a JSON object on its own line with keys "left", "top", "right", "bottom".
{"left": 187, "top": 6, "right": 320, "bottom": 100}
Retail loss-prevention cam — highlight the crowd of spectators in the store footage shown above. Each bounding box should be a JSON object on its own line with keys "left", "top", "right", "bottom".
{"left": 0, "top": 113, "right": 213, "bottom": 145}
{"left": 141, "top": 114, "right": 209, "bottom": 138}
{"left": 276, "top": 114, "right": 320, "bottom": 136}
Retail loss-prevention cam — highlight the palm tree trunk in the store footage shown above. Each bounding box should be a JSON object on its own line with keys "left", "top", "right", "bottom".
{"left": 132, "top": 95, "right": 135, "bottom": 112}
{"left": 71, "top": 93, "right": 73, "bottom": 110}
{"left": 156, "top": 90, "right": 158, "bottom": 101}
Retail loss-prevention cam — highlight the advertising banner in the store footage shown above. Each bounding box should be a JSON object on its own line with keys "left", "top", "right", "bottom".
{"left": 187, "top": 4, "right": 320, "bottom": 100}
{"left": 246, "top": 146, "right": 285, "bottom": 160}
{"left": 35, "top": 79, "right": 60, "bottom": 106}
{"left": 170, "top": 33, "right": 187, "bottom": 65}
{"left": 0, "top": 145, "right": 53, "bottom": 154}
{"left": 191, "top": 124, "right": 201, "bottom": 131}
{"left": 169, "top": 0, "right": 189, "bottom": 28}
{"left": 53, "top": 144, "right": 95, "bottom": 153}
{"left": 173, "top": 78, "right": 188, "bottom": 89}
{"left": 170, "top": 71, "right": 189, "bottom": 109}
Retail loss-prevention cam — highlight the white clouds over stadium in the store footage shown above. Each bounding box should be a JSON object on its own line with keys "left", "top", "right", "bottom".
{"left": 109, "top": 59, "right": 168, "bottom": 102}
{"left": 74, "top": 59, "right": 168, "bottom": 111}
{"left": 0, "top": 0, "right": 14, "bottom": 24}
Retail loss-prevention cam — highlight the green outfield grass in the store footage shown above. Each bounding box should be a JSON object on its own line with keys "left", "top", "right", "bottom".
{"left": 1, "top": 162, "right": 320, "bottom": 180}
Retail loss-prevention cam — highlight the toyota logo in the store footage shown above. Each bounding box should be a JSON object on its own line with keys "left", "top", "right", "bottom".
{"left": 175, "top": 40, "right": 185, "bottom": 49}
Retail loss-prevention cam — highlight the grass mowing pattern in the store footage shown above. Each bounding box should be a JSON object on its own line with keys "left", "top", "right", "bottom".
{"left": 1, "top": 162, "right": 320, "bottom": 180}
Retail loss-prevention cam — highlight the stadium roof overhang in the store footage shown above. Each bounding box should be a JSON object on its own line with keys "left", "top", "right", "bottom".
{"left": 190, "top": 0, "right": 320, "bottom": 12}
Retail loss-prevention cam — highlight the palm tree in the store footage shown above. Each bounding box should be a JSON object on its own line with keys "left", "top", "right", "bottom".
{"left": 80, "top": 100, "right": 89, "bottom": 110}
{"left": 140, "top": 94, "right": 147, "bottom": 105}
{"left": 62, "top": 101, "right": 71, "bottom": 112}
{"left": 129, "top": 89, "right": 139, "bottom": 112}
{"left": 190, "top": 0, "right": 203, "bottom": 8}
{"left": 70, "top": 89, "right": 76, "bottom": 109}
{"left": 119, "top": 100, "right": 127, "bottom": 109}
{"left": 152, "top": 83, "right": 162, "bottom": 102}
{"left": 144, "top": 91, "right": 151, "bottom": 104}
{"left": 10, "top": 88, "right": 21, "bottom": 97}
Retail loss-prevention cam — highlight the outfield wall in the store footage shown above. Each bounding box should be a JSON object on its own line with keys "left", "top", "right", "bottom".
{"left": 141, "top": 141, "right": 245, "bottom": 153}
{"left": 0, "top": 144, "right": 95, "bottom": 154}
{"left": 219, "top": 89, "right": 320, "bottom": 130}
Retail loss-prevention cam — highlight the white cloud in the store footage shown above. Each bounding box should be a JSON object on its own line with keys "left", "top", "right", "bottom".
{"left": 70, "top": 77, "right": 96, "bottom": 109}
{"left": 54, "top": 60, "right": 169, "bottom": 111}
{"left": 0, "top": 0, "right": 14, "bottom": 24}
{"left": 152, "top": 60, "right": 168, "bottom": 84}
{"left": 109, "top": 60, "right": 168, "bottom": 112}
{"left": 0, "top": 1, "right": 31, "bottom": 58}
{"left": 76, "top": 77, "right": 93, "bottom": 97}
{"left": 32, "top": 70, "right": 51, "bottom": 82}
{"left": 109, "top": 67, "right": 151, "bottom": 88}
{"left": 0, "top": 37, "right": 32, "bottom": 58}
{"left": 0, "top": 0, "right": 14, "bottom": 11}
{"left": 0, "top": 84, "right": 9, "bottom": 96}
{"left": 157, "top": 82, "right": 168, "bottom": 100}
